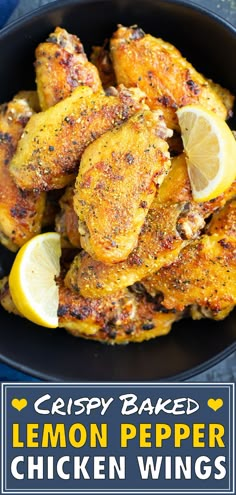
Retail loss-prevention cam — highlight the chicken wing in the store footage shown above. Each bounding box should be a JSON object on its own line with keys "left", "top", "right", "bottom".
{"left": 10, "top": 85, "right": 146, "bottom": 191}
{"left": 35, "top": 27, "right": 102, "bottom": 110}
{"left": 0, "top": 94, "right": 45, "bottom": 251}
{"left": 142, "top": 200, "right": 236, "bottom": 320}
{"left": 65, "top": 154, "right": 236, "bottom": 297}
{"left": 74, "top": 110, "right": 172, "bottom": 264}
{"left": 110, "top": 26, "right": 234, "bottom": 130}
{"left": 0, "top": 275, "right": 180, "bottom": 344}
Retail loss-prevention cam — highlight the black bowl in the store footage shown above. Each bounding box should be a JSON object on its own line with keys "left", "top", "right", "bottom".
{"left": 0, "top": 0, "right": 236, "bottom": 381}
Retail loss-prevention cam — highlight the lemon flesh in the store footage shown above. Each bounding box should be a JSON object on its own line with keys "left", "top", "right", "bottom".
{"left": 9, "top": 232, "right": 61, "bottom": 328}
{"left": 177, "top": 105, "right": 236, "bottom": 202}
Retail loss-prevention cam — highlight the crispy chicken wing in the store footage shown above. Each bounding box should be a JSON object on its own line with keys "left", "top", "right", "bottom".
{"left": 65, "top": 201, "right": 203, "bottom": 297}
{"left": 10, "top": 85, "right": 146, "bottom": 191}
{"left": 110, "top": 26, "right": 234, "bottom": 130}
{"left": 58, "top": 281, "right": 180, "bottom": 343}
{"left": 35, "top": 27, "right": 102, "bottom": 110}
{"left": 143, "top": 200, "right": 236, "bottom": 320}
{"left": 0, "top": 94, "right": 45, "bottom": 251}
{"left": 74, "top": 110, "right": 172, "bottom": 264}
{"left": 65, "top": 154, "right": 236, "bottom": 297}
{"left": 0, "top": 275, "right": 180, "bottom": 344}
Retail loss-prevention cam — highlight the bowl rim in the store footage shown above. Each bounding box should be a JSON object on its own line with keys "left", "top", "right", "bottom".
{"left": 1, "top": 340, "right": 236, "bottom": 382}
{"left": 0, "top": 0, "right": 236, "bottom": 382}
{"left": 0, "top": 0, "right": 236, "bottom": 41}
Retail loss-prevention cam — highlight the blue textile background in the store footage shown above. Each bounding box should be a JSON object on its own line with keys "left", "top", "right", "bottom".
{"left": 0, "top": 0, "right": 18, "bottom": 27}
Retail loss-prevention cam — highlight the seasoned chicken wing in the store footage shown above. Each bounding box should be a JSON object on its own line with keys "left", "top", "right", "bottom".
{"left": 0, "top": 275, "right": 180, "bottom": 344}
{"left": 142, "top": 200, "right": 236, "bottom": 320}
{"left": 110, "top": 26, "right": 234, "bottom": 130}
{"left": 0, "top": 94, "right": 45, "bottom": 251}
{"left": 65, "top": 154, "right": 236, "bottom": 297}
{"left": 10, "top": 85, "right": 146, "bottom": 191}
{"left": 35, "top": 27, "right": 102, "bottom": 110}
{"left": 58, "top": 281, "right": 180, "bottom": 343}
{"left": 65, "top": 201, "right": 203, "bottom": 297}
{"left": 74, "top": 110, "right": 172, "bottom": 264}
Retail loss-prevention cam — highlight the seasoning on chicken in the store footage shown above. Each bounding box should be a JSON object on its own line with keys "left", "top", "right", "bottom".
{"left": 10, "top": 85, "right": 146, "bottom": 191}
{"left": 0, "top": 94, "right": 45, "bottom": 251}
{"left": 35, "top": 27, "right": 102, "bottom": 110}
{"left": 110, "top": 25, "right": 234, "bottom": 130}
{"left": 142, "top": 199, "right": 236, "bottom": 320}
{"left": 74, "top": 110, "right": 172, "bottom": 264}
{"left": 55, "top": 185, "right": 80, "bottom": 248}
{"left": 65, "top": 154, "right": 236, "bottom": 297}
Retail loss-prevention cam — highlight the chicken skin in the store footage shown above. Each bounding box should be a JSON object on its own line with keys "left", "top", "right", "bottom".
{"left": 10, "top": 85, "right": 146, "bottom": 191}
{"left": 74, "top": 110, "right": 172, "bottom": 264}
{"left": 0, "top": 275, "right": 180, "bottom": 344}
{"left": 58, "top": 281, "right": 180, "bottom": 343}
{"left": 142, "top": 200, "right": 236, "bottom": 320}
{"left": 35, "top": 27, "right": 102, "bottom": 110}
{"left": 205, "top": 198, "right": 236, "bottom": 237}
{"left": 90, "top": 42, "right": 116, "bottom": 89}
{"left": 65, "top": 154, "right": 236, "bottom": 297}
{"left": 110, "top": 26, "right": 234, "bottom": 130}
{"left": 0, "top": 94, "right": 45, "bottom": 251}
{"left": 55, "top": 185, "right": 81, "bottom": 248}
{"left": 14, "top": 91, "right": 41, "bottom": 113}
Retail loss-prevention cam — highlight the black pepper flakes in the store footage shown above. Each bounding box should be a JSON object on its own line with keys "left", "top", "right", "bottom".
{"left": 142, "top": 322, "right": 155, "bottom": 330}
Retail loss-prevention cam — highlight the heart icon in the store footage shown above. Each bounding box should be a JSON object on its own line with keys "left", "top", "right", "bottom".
{"left": 207, "top": 398, "right": 223, "bottom": 411}
{"left": 11, "top": 398, "right": 28, "bottom": 411}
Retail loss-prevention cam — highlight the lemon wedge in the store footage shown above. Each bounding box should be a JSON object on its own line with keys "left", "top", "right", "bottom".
{"left": 9, "top": 232, "right": 61, "bottom": 328}
{"left": 177, "top": 105, "right": 236, "bottom": 202}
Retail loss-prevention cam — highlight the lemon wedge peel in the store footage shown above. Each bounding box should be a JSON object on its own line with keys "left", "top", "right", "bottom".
{"left": 177, "top": 105, "right": 236, "bottom": 202}
{"left": 9, "top": 232, "right": 61, "bottom": 328}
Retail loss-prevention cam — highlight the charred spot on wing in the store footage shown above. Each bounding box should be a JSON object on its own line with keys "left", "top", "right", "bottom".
{"left": 57, "top": 304, "right": 69, "bottom": 317}
{"left": 186, "top": 79, "right": 200, "bottom": 95}
{"left": 218, "top": 238, "right": 234, "bottom": 250}
{"left": 10, "top": 205, "right": 28, "bottom": 219}
{"left": 102, "top": 320, "right": 117, "bottom": 339}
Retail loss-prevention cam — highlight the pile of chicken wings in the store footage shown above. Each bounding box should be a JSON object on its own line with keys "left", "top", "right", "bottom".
{"left": 0, "top": 25, "right": 235, "bottom": 343}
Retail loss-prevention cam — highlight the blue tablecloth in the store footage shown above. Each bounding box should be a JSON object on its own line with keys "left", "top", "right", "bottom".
{"left": 0, "top": 0, "right": 236, "bottom": 382}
